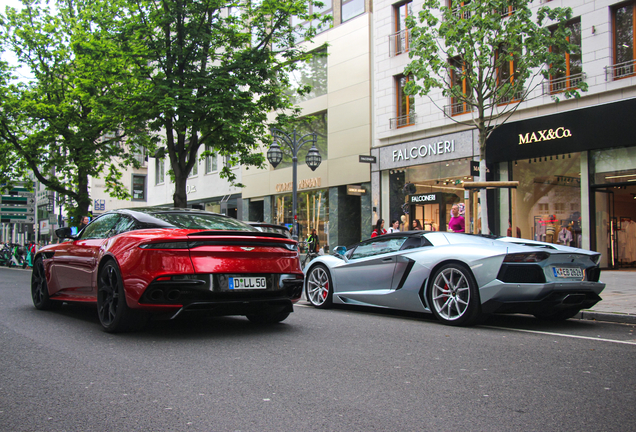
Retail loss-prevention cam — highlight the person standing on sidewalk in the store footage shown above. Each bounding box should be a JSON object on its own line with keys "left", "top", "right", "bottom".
{"left": 371, "top": 219, "right": 386, "bottom": 237}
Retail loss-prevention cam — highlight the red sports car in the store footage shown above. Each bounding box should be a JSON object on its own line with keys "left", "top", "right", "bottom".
{"left": 31, "top": 208, "right": 303, "bottom": 332}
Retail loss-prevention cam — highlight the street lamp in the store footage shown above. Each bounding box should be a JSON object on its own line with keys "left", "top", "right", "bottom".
{"left": 267, "top": 127, "right": 322, "bottom": 240}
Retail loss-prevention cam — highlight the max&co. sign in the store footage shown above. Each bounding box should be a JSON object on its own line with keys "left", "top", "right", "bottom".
{"left": 518, "top": 127, "right": 572, "bottom": 145}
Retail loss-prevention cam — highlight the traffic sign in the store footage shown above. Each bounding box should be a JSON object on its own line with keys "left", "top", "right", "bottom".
{"left": 0, "top": 214, "right": 34, "bottom": 223}
{"left": 1, "top": 206, "right": 35, "bottom": 215}
{"left": 1, "top": 195, "right": 35, "bottom": 206}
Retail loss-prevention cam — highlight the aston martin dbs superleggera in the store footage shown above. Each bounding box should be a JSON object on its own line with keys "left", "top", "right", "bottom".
{"left": 303, "top": 231, "right": 605, "bottom": 326}
{"left": 31, "top": 208, "right": 303, "bottom": 332}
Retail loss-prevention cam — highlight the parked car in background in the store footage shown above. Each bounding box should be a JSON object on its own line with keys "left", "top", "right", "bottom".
{"left": 31, "top": 208, "right": 304, "bottom": 332}
{"left": 304, "top": 231, "right": 605, "bottom": 326}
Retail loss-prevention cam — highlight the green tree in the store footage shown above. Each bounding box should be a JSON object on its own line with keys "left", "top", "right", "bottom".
{"left": 0, "top": 0, "right": 154, "bottom": 223}
{"left": 405, "top": 0, "right": 584, "bottom": 234}
{"left": 92, "top": 0, "right": 329, "bottom": 208}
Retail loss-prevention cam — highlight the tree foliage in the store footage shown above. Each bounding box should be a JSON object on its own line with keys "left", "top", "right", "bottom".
{"left": 404, "top": 0, "right": 584, "bottom": 234}
{"left": 0, "top": 0, "right": 155, "bottom": 223}
{"left": 90, "top": 0, "right": 329, "bottom": 208}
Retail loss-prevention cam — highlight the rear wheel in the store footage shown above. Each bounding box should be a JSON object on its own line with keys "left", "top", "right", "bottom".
{"left": 31, "top": 257, "right": 60, "bottom": 310}
{"left": 427, "top": 263, "right": 481, "bottom": 326}
{"left": 97, "top": 261, "right": 148, "bottom": 333}
{"left": 305, "top": 264, "right": 333, "bottom": 308}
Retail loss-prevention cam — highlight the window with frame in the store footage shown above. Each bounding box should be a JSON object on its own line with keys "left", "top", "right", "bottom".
{"left": 613, "top": 1, "right": 636, "bottom": 79}
{"left": 496, "top": 45, "right": 521, "bottom": 104}
{"left": 189, "top": 154, "right": 199, "bottom": 177}
{"left": 286, "top": 46, "right": 328, "bottom": 103}
{"left": 155, "top": 157, "right": 165, "bottom": 185}
{"left": 448, "top": 0, "right": 471, "bottom": 19}
{"left": 499, "top": 1, "right": 517, "bottom": 17}
{"left": 342, "top": 0, "right": 365, "bottom": 22}
{"left": 449, "top": 56, "right": 471, "bottom": 115}
{"left": 550, "top": 19, "right": 582, "bottom": 93}
{"left": 394, "top": 74, "right": 415, "bottom": 128}
{"left": 292, "top": 0, "right": 332, "bottom": 35}
{"left": 391, "top": 1, "right": 412, "bottom": 56}
{"left": 350, "top": 237, "right": 409, "bottom": 260}
{"left": 132, "top": 175, "right": 146, "bottom": 201}
{"left": 206, "top": 147, "right": 218, "bottom": 173}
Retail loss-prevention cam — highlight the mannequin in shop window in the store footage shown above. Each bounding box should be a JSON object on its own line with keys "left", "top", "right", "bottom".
{"left": 557, "top": 225, "right": 573, "bottom": 246}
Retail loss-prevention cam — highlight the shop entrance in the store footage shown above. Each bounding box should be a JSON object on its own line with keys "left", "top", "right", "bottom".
{"left": 593, "top": 185, "right": 636, "bottom": 269}
{"left": 408, "top": 192, "right": 460, "bottom": 231}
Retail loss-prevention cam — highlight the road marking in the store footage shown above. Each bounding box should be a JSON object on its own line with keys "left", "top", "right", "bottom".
{"left": 483, "top": 326, "right": 636, "bottom": 346}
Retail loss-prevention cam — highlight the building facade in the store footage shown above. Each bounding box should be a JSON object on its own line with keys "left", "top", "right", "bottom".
{"left": 241, "top": 0, "right": 374, "bottom": 251}
{"left": 372, "top": 0, "right": 636, "bottom": 269}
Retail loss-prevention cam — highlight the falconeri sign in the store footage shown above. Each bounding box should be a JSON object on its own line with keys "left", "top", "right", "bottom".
{"left": 518, "top": 127, "right": 572, "bottom": 145}
{"left": 393, "top": 140, "right": 456, "bottom": 162}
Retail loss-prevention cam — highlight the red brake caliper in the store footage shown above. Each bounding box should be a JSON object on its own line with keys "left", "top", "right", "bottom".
{"left": 322, "top": 282, "right": 328, "bottom": 299}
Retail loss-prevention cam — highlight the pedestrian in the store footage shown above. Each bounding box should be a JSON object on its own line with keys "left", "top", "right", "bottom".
{"left": 387, "top": 219, "right": 400, "bottom": 233}
{"left": 448, "top": 204, "right": 465, "bottom": 233}
{"left": 78, "top": 215, "right": 90, "bottom": 231}
{"left": 306, "top": 228, "right": 320, "bottom": 253}
{"left": 412, "top": 219, "right": 423, "bottom": 230}
{"left": 371, "top": 219, "right": 387, "bottom": 237}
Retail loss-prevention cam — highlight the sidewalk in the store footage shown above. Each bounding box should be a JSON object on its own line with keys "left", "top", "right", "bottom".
{"left": 578, "top": 270, "right": 636, "bottom": 324}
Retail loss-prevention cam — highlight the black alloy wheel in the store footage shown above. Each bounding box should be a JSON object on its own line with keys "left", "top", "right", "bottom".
{"left": 97, "top": 260, "right": 148, "bottom": 333}
{"left": 31, "top": 257, "right": 59, "bottom": 310}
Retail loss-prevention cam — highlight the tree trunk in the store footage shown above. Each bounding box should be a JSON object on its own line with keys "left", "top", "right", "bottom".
{"left": 173, "top": 172, "right": 188, "bottom": 208}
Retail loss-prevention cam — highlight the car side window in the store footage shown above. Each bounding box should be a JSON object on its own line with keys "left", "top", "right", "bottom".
{"left": 350, "top": 237, "right": 408, "bottom": 260}
{"left": 80, "top": 214, "right": 122, "bottom": 239}
{"left": 112, "top": 215, "right": 136, "bottom": 235}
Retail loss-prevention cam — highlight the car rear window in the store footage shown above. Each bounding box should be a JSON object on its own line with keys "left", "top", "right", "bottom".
{"left": 150, "top": 213, "right": 258, "bottom": 231}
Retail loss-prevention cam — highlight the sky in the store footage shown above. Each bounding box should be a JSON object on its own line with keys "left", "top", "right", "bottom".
{"left": 1, "top": 0, "right": 32, "bottom": 81}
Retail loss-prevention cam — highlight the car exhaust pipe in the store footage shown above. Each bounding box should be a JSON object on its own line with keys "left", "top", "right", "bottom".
{"left": 149, "top": 290, "right": 164, "bottom": 301}
{"left": 166, "top": 289, "right": 181, "bottom": 301}
{"left": 562, "top": 294, "right": 586, "bottom": 305}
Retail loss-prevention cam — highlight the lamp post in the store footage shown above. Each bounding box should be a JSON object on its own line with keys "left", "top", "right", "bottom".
{"left": 267, "top": 128, "right": 322, "bottom": 241}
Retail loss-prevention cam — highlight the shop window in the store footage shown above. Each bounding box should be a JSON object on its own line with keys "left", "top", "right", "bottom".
{"left": 132, "top": 175, "right": 146, "bottom": 201}
{"left": 610, "top": 1, "right": 636, "bottom": 80}
{"left": 155, "top": 157, "right": 165, "bottom": 185}
{"left": 273, "top": 188, "right": 329, "bottom": 247}
{"left": 496, "top": 44, "right": 521, "bottom": 104}
{"left": 390, "top": 1, "right": 412, "bottom": 56}
{"left": 342, "top": 0, "right": 365, "bottom": 23}
{"left": 513, "top": 153, "right": 582, "bottom": 247}
{"left": 286, "top": 46, "right": 327, "bottom": 103}
{"left": 448, "top": 56, "right": 471, "bottom": 115}
{"left": 392, "top": 74, "right": 415, "bottom": 128}
{"left": 549, "top": 19, "right": 583, "bottom": 93}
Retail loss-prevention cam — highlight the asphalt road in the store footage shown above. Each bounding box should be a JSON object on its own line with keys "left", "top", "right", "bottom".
{"left": 1, "top": 267, "right": 635, "bottom": 432}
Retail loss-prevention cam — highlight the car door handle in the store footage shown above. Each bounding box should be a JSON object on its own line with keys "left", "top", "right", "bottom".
{"left": 382, "top": 258, "right": 393, "bottom": 262}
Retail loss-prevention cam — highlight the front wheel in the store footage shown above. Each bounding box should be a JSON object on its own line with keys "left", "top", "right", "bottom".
{"left": 305, "top": 264, "right": 333, "bottom": 308}
{"left": 427, "top": 263, "right": 481, "bottom": 326}
{"left": 31, "top": 258, "right": 60, "bottom": 310}
{"left": 97, "top": 261, "right": 148, "bottom": 333}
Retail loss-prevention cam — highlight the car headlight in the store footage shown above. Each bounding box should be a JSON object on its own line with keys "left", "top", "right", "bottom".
{"left": 503, "top": 252, "right": 550, "bottom": 263}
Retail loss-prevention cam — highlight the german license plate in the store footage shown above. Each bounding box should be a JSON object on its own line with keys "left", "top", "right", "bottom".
{"left": 229, "top": 276, "right": 267, "bottom": 290}
{"left": 553, "top": 267, "right": 583, "bottom": 279}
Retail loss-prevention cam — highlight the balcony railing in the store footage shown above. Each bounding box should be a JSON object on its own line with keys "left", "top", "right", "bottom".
{"left": 496, "top": 88, "right": 524, "bottom": 105}
{"left": 605, "top": 59, "right": 636, "bottom": 81}
{"left": 444, "top": 101, "right": 473, "bottom": 116}
{"left": 389, "top": 29, "right": 410, "bottom": 57}
{"left": 543, "top": 72, "right": 586, "bottom": 95}
{"left": 389, "top": 111, "right": 417, "bottom": 129}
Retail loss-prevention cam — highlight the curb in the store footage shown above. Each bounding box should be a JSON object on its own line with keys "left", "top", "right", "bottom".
{"left": 576, "top": 310, "right": 636, "bottom": 325}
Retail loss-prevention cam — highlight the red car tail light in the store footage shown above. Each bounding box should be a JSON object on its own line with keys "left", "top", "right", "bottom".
{"left": 503, "top": 252, "right": 550, "bottom": 263}
{"left": 139, "top": 241, "right": 190, "bottom": 249}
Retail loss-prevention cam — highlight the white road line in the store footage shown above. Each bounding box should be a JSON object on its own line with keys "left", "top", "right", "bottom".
{"left": 483, "top": 326, "right": 636, "bottom": 346}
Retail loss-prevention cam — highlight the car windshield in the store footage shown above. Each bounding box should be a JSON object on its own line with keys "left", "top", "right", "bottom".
{"left": 149, "top": 213, "right": 258, "bottom": 231}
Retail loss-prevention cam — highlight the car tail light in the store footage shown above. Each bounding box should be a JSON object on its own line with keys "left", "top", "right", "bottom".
{"left": 503, "top": 252, "right": 549, "bottom": 263}
{"left": 139, "top": 241, "right": 190, "bottom": 249}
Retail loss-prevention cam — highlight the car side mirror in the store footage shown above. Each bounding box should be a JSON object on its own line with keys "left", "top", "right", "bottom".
{"left": 55, "top": 227, "right": 76, "bottom": 240}
{"left": 334, "top": 246, "right": 347, "bottom": 256}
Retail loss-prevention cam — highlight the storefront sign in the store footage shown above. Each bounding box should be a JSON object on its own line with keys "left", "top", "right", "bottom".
{"left": 275, "top": 177, "right": 321, "bottom": 193}
{"left": 393, "top": 140, "right": 455, "bottom": 162}
{"left": 347, "top": 185, "right": 366, "bottom": 196}
{"left": 518, "top": 127, "right": 572, "bottom": 145}
{"left": 359, "top": 155, "right": 377, "bottom": 163}
{"left": 409, "top": 193, "right": 441, "bottom": 204}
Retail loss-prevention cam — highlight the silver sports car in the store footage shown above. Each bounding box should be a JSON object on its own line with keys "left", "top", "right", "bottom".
{"left": 303, "top": 231, "right": 605, "bottom": 326}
